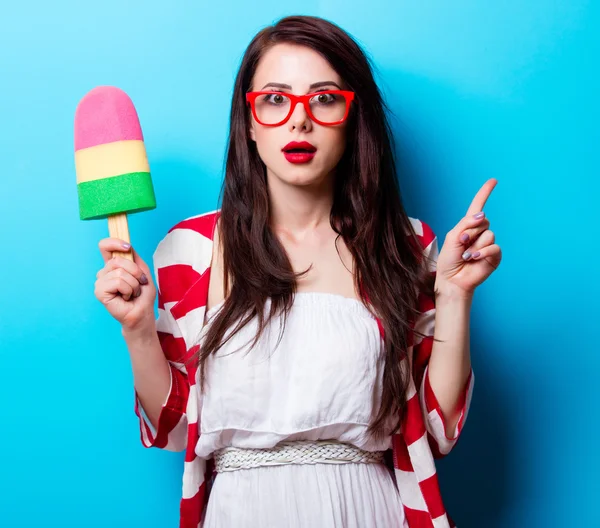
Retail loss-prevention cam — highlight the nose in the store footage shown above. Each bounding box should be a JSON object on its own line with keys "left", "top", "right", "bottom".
{"left": 287, "top": 100, "right": 312, "bottom": 132}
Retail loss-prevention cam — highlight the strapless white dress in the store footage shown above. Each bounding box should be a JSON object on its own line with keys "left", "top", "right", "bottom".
{"left": 196, "top": 292, "right": 407, "bottom": 527}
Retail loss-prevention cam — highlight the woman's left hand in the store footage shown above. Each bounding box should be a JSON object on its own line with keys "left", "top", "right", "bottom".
{"left": 434, "top": 178, "right": 502, "bottom": 299}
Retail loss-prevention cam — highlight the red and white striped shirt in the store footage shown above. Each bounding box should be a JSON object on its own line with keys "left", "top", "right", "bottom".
{"left": 134, "top": 210, "right": 474, "bottom": 528}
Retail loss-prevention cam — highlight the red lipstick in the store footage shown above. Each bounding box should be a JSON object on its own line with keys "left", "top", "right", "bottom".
{"left": 282, "top": 141, "right": 317, "bottom": 164}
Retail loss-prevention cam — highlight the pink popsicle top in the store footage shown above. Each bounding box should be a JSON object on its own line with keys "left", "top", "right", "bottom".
{"left": 74, "top": 86, "right": 144, "bottom": 151}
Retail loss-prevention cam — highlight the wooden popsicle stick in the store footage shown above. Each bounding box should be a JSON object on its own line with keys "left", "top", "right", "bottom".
{"left": 108, "top": 213, "right": 134, "bottom": 261}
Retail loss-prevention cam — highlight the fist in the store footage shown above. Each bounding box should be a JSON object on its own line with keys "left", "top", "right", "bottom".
{"left": 94, "top": 238, "right": 157, "bottom": 331}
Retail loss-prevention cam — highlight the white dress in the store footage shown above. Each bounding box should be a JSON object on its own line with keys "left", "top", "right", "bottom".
{"left": 196, "top": 291, "right": 407, "bottom": 528}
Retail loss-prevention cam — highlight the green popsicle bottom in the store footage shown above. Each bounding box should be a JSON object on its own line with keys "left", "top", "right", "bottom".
{"left": 78, "top": 171, "right": 157, "bottom": 220}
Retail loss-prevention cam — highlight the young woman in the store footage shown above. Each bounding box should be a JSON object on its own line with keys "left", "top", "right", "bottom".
{"left": 94, "top": 15, "right": 501, "bottom": 528}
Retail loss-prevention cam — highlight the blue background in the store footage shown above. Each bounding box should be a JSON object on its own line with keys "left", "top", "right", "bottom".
{"left": 0, "top": 1, "right": 597, "bottom": 527}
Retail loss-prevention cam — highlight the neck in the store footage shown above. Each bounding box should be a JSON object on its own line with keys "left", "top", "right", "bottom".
{"left": 268, "top": 171, "right": 335, "bottom": 236}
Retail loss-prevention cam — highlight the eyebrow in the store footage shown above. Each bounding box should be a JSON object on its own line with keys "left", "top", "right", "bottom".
{"left": 259, "top": 81, "right": 342, "bottom": 91}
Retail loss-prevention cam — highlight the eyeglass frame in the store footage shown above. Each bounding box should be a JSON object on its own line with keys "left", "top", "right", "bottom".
{"left": 245, "top": 90, "right": 356, "bottom": 127}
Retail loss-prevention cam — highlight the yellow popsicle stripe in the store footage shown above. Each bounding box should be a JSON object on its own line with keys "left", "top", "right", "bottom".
{"left": 75, "top": 139, "right": 150, "bottom": 183}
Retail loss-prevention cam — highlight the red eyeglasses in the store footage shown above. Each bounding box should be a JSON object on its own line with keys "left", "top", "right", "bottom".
{"left": 246, "top": 90, "right": 355, "bottom": 127}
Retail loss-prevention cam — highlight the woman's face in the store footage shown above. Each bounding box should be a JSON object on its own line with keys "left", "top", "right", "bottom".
{"left": 248, "top": 43, "right": 349, "bottom": 188}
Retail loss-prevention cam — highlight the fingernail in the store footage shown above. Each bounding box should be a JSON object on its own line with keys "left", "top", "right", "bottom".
{"left": 135, "top": 288, "right": 142, "bottom": 298}
{"left": 472, "top": 251, "right": 481, "bottom": 259}
{"left": 460, "top": 233, "right": 469, "bottom": 244}
{"left": 122, "top": 243, "right": 131, "bottom": 250}
{"left": 462, "top": 250, "right": 472, "bottom": 260}
{"left": 140, "top": 274, "right": 148, "bottom": 285}
{"left": 474, "top": 212, "right": 485, "bottom": 220}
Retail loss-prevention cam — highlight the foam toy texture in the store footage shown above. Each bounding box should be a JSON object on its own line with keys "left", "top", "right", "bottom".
{"left": 74, "top": 86, "right": 156, "bottom": 221}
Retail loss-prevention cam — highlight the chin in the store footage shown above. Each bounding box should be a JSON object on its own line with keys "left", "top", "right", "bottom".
{"left": 282, "top": 171, "right": 329, "bottom": 188}
{"left": 271, "top": 163, "right": 333, "bottom": 188}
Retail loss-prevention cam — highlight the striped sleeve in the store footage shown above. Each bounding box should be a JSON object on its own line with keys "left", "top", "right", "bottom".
{"left": 132, "top": 231, "right": 193, "bottom": 452}
{"left": 411, "top": 219, "right": 475, "bottom": 458}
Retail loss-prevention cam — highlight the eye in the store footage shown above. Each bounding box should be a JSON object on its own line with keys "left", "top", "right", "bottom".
{"left": 263, "top": 93, "right": 287, "bottom": 105}
{"left": 313, "top": 92, "right": 336, "bottom": 104}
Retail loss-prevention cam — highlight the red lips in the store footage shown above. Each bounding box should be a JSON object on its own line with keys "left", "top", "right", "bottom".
{"left": 281, "top": 141, "right": 317, "bottom": 164}
{"left": 282, "top": 141, "right": 317, "bottom": 153}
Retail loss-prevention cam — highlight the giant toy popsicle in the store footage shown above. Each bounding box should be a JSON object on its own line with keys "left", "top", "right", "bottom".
{"left": 74, "top": 86, "right": 156, "bottom": 261}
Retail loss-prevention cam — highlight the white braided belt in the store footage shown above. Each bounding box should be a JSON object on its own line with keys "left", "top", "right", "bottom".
{"left": 213, "top": 440, "right": 385, "bottom": 473}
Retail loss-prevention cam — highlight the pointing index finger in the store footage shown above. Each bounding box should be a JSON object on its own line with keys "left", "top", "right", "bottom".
{"left": 466, "top": 178, "right": 498, "bottom": 216}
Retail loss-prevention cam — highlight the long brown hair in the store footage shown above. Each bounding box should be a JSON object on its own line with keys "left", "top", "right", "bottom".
{"left": 192, "top": 15, "right": 436, "bottom": 440}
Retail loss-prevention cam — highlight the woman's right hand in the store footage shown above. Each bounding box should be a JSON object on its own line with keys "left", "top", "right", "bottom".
{"left": 94, "top": 238, "right": 157, "bottom": 331}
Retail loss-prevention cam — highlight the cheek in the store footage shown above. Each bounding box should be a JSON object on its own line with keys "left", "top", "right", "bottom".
{"left": 253, "top": 128, "right": 279, "bottom": 159}
{"left": 323, "top": 129, "right": 347, "bottom": 163}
